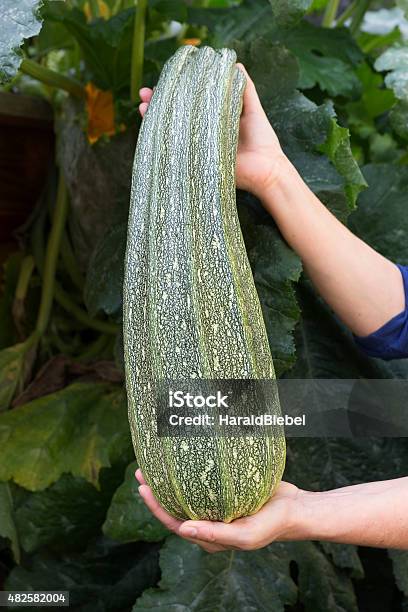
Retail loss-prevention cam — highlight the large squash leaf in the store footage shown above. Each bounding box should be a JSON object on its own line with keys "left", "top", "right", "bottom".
{"left": 286, "top": 541, "right": 359, "bottom": 611}
{"left": 319, "top": 120, "right": 367, "bottom": 208}
{"left": 133, "top": 536, "right": 358, "bottom": 612}
{"left": 84, "top": 223, "right": 127, "bottom": 318}
{"left": 235, "top": 38, "right": 365, "bottom": 218}
{"left": 187, "top": 0, "right": 274, "bottom": 46}
{"left": 269, "top": 0, "right": 313, "bottom": 26}
{"left": 0, "top": 482, "right": 19, "bottom": 562}
{"left": 134, "top": 537, "right": 297, "bottom": 611}
{"left": 58, "top": 100, "right": 136, "bottom": 270}
{"left": 284, "top": 161, "right": 408, "bottom": 597}
{"left": 389, "top": 550, "right": 408, "bottom": 598}
{"left": 6, "top": 537, "right": 160, "bottom": 611}
{"left": 0, "top": 342, "right": 29, "bottom": 412}
{"left": 44, "top": 4, "right": 135, "bottom": 92}
{"left": 0, "top": 382, "right": 132, "bottom": 491}
{"left": 238, "top": 205, "right": 302, "bottom": 376}
{"left": 281, "top": 22, "right": 362, "bottom": 97}
{"left": 233, "top": 39, "right": 364, "bottom": 374}
{"left": 12, "top": 469, "right": 124, "bottom": 554}
{"left": 0, "top": 0, "right": 44, "bottom": 83}
{"left": 103, "top": 462, "right": 169, "bottom": 543}
{"left": 349, "top": 164, "right": 408, "bottom": 266}
{"left": 0, "top": 254, "right": 21, "bottom": 350}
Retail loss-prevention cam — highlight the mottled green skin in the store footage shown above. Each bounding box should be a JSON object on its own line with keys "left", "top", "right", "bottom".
{"left": 123, "top": 46, "right": 286, "bottom": 522}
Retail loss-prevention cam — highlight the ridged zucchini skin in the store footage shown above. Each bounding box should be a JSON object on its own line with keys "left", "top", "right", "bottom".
{"left": 123, "top": 45, "right": 286, "bottom": 522}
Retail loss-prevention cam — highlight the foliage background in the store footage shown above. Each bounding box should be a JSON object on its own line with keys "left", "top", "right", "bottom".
{"left": 1, "top": 0, "right": 408, "bottom": 610}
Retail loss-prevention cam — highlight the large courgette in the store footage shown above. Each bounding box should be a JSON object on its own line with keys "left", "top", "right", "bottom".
{"left": 123, "top": 45, "right": 286, "bottom": 522}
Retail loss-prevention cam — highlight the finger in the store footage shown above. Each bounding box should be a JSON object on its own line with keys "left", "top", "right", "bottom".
{"left": 193, "top": 541, "right": 228, "bottom": 553}
{"left": 180, "top": 536, "right": 225, "bottom": 553}
{"left": 135, "top": 469, "right": 147, "bottom": 485}
{"left": 139, "top": 87, "right": 153, "bottom": 103}
{"left": 139, "top": 485, "right": 183, "bottom": 533}
{"left": 178, "top": 519, "right": 248, "bottom": 549}
{"left": 236, "top": 63, "right": 263, "bottom": 116}
{"left": 139, "top": 102, "right": 149, "bottom": 117}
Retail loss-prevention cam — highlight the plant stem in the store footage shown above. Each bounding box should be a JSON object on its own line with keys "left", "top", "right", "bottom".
{"left": 336, "top": 0, "right": 357, "bottom": 26}
{"left": 60, "top": 231, "right": 85, "bottom": 291}
{"left": 54, "top": 284, "right": 118, "bottom": 334}
{"left": 322, "top": 0, "right": 341, "bottom": 27}
{"left": 89, "top": 0, "right": 100, "bottom": 18}
{"left": 350, "top": 0, "right": 372, "bottom": 35}
{"left": 20, "top": 59, "right": 85, "bottom": 99}
{"left": 31, "top": 181, "right": 117, "bottom": 337}
{"left": 130, "top": 0, "right": 147, "bottom": 103}
{"left": 36, "top": 173, "right": 69, "bottom": 337}
{"left": 112, "top": 0, "right": 124, "bottom": 15}
{"left": 361, "top": 34, "right": 386, "bottom": 53}
{"left": 78, "top": 333, "right": 110, "bottom": 361}
{"left": 15, "top": 256, "right": 35, "bottom": 303}
{"left": 13, "top": 255, "right": 35, "bottom": 337}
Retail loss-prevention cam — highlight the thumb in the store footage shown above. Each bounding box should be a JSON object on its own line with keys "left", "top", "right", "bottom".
{"left": 236, "top": 63, "right": 263, "bottom": 116}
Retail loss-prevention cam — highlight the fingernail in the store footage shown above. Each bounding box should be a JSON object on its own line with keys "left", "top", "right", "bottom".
{"left": 182, "top": 527, "right": 197, "bottom": 537}
{"left": 138, "top": 485, "right": 144, "bottom": 496}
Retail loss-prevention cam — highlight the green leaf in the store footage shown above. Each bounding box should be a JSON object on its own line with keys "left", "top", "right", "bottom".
{"left": 149, "top": 0, "right": 187, "bottom": 22}
{"left": 321, "top": 542, "right": 364, "bottom": 580}
{"left": 349, "top": 164, "right": 408, "bottom": 266}
{"left": 288, "top": 279, "right": 389, "bottom": 381}
{"left": 0, "top": 342, "right": 30, "bottom": 412}
{"left": 187, "top": 0, "right": 274, "bottom": 46}
{"left": 319, "top": 119, "right": 367, "bottom": 208}
{"left": 235, "top": 38, "right": 356, "bottom": 222}
{"left": 13, "top": 472, "right": 121, "bottom": 553}
{"left": 35, "top": 9, "right": 74, "bottom": 55}
{"left": 389, "top": 549, "right": 408, "bottom": 597}
{"left": 346, "top": 63, "right": 395, "bottom": 129}
{"left": 58, "top": 99, "right": 136, "bottom": 271}
{"left": 0, "top": 382, "right": 132, "bottom": 491}
{"left": 103, "top": 462, "right": 169, "bottom": 543}
{"left": 134, "top": 537, "right": 297, "bottom": 611}
{"left": 345, "top": 63, "right": 397, "bottom": 155}
{"left": 144, "top": 37, "right": 178, "bottom": 64}
{"left": 232, "top": 38, "right": 361, "bottom": 374}
{"left": 134, "top": 537, "right": 358, "bottom": 612}
{"left": 239, "top": 211, "right": 302, "bottom": 376}
{"left": 281, "top": 22, "right": 363, "bottom": 97}
{"left": 309, "top": 0, "right": 328, "bottom": 11}
{"left": 0, "top": 0, "right": 44, "bottom": 83}
{"left": 390, "top": 99, "right": 408, "bottom": 140}
{"left": 0, "top": 482, "right": 19, "bottom": 562}
{"left": 45, "top": 4, "right": 135, "bottom": 92}
{"left": 0, "top": 254, "right": 22, "bottom": 350}
{"left": 6, "top": 537, "right": 160, "bottom": 611}
{"left": 269, "top": 0, "right": 313, "bottom": 26}
{"left": 285, "top": 541, "right": 358, "bottom": 611}
{"left": 84, "top": 223, "right": 126, "bottom": 318}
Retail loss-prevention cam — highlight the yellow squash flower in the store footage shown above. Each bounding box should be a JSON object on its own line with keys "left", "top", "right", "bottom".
{"left": 85, "top": 82, "right": 116, "bottom": 144}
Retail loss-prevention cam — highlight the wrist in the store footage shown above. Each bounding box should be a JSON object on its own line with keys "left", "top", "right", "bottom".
{"left": 250, "top": 153, "right": 294, "bottom": 200}
{"left": 287, "top": 487, "right": 369, "bottom": 544}
{"left": 281, "top": 489, "right": 330, "bottom": 542}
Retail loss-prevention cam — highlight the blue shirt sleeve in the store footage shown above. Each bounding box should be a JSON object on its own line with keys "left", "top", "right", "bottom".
{"left": 354, "top": 264, "right": 408, "bottom": 360}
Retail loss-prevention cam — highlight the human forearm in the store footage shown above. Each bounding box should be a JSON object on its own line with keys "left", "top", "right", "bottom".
{"left": 257, "top": 157, "right": 405, "bottom": 337}
{"left": 289, "top": 477, "right": 408, "bottom": 549}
